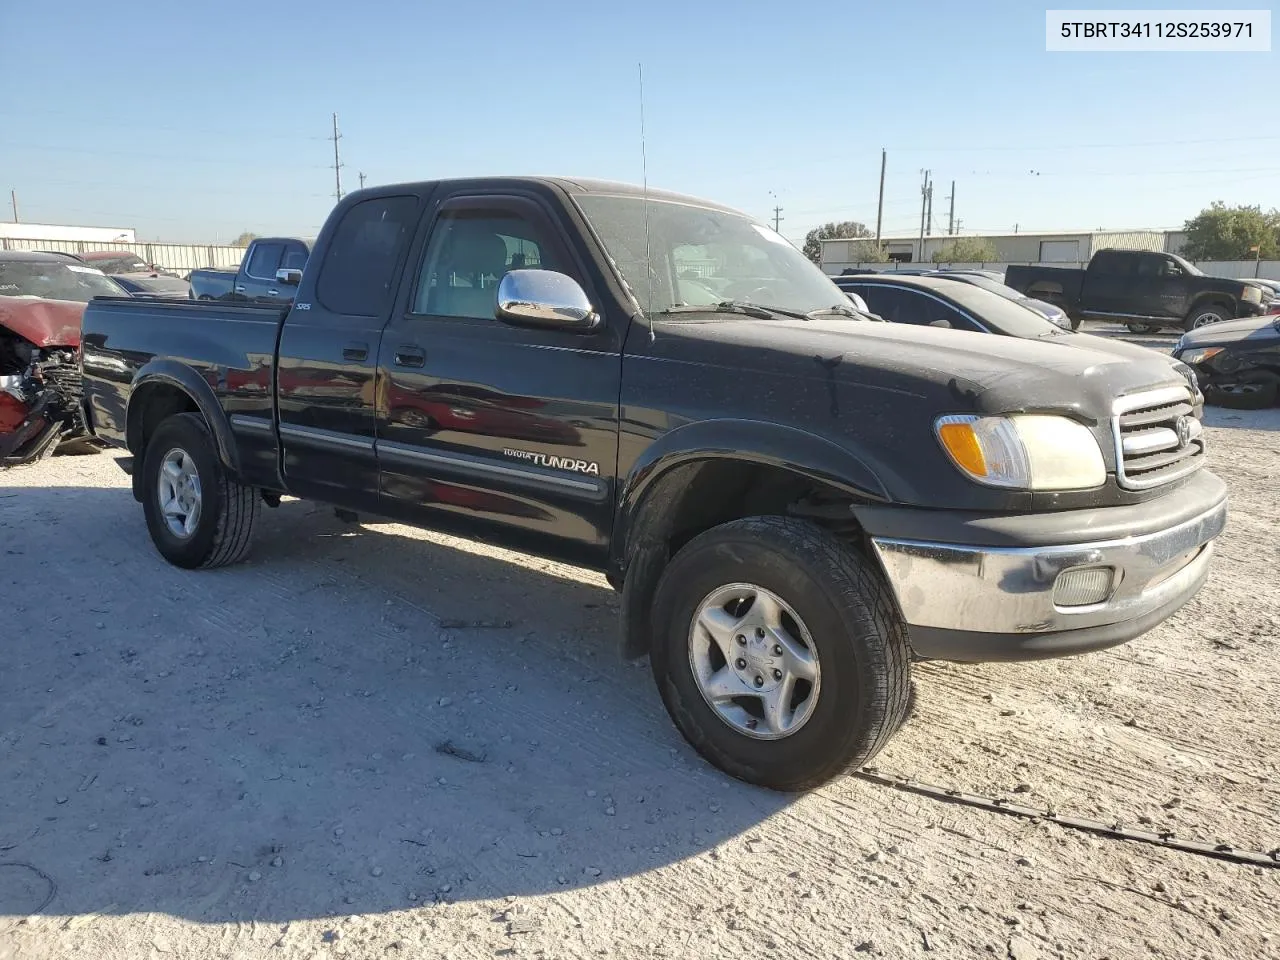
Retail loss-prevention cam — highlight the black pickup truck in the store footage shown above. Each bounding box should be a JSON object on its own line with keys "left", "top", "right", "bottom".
{"left": 188, "top": 236, "right": 310, "bottom": 303}
{"left": 1006, "top": 249, "right": 1269, "bottom": 334}
{"left": 79, "top": 177, "right": 1227, "bottom": 790}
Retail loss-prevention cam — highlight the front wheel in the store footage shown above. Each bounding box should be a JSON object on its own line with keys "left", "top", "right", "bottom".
{"left": 650, "top": 517, "right": 913, "bottom": 791}
{"left": 1186, "top": 305, "right": 1231, "bottom": 331}
{"left": 141, "top": 412, "right": 260, "bottom": 569}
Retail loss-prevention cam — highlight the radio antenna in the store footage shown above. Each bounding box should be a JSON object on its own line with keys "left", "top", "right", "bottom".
{"left": 639, "top": 62, "right": 655, "bottom": 342}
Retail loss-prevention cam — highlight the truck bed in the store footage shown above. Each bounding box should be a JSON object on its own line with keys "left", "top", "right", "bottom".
{"left": 80, "top": 296, "right": 287, "bottom": 485}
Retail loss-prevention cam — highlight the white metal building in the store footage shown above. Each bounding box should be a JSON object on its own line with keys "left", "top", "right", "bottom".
{"left": 0, "top": 221, "right": 136, "bottom": 243}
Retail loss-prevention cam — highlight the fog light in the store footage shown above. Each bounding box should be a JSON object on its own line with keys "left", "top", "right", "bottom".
{"left": 1053, "top": 567, "right": 1115, "bottom": 607}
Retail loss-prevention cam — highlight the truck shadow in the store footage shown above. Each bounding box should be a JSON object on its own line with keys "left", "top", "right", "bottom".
{"left": 0, "top": 484, "right": 791, "bottom": 925}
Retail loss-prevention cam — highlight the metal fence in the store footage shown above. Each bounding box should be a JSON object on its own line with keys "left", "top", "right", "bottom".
{"left": 0, "top": 237, "right": 246, "bottom": 274}
{"left": 823, "top": 259, "right": 1280, "bottom": 282}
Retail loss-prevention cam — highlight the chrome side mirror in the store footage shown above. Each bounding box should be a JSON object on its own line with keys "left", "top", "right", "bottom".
{"left": 276, "top": 267, "right": 303, "bottom": 286}
{"left": 496, "top": 269, "right": 599, "bottom": 332}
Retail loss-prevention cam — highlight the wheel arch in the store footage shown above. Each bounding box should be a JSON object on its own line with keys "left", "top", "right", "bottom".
{"left": 611, "top": 420, "right": 893, "bottom": 659}
{"left": 126, "top": 360, "right": 240, "bottom": 480}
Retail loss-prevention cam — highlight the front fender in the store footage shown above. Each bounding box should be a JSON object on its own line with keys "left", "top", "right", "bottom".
{"left": 126, "top": 359, "right": 240, "bottom": 473}
{"left": 612, "top": 418, "right": 891, "bottom": 567}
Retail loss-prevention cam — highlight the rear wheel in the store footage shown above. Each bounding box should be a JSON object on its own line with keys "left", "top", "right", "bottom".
{"left": 1204, "top": 373, "right": 1280, "bottom": 410}
{"left": 1186, "top": 305, "right": 1231, "bottom": 331}
{"left": 141, "top": 413, "right": 260, "bottom": 569}
{"left": 649, "top": 516, "right": 913, "bottom": 791}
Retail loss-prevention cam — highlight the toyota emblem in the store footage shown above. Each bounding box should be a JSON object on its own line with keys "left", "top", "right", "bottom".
{"left": 1175, "top": 416, "right": 1193, "bottom": 448}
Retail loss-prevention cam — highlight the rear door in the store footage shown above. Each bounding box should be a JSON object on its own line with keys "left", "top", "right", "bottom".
{"left": 1080, "top": 251, "right": 1135, "bottom": 317}
{"left": 374, "top": 190, "right": 622, "bottom": 561}
{"left": 275, "top": 194, "right": 422, "bottom": 504}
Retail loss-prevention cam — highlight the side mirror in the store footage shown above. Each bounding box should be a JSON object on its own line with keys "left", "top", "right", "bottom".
{"left": 496, "top": 269, "right": 599, "bottom": 332}
{"left": 276, "top": 267, "right": 303, "bottom": 286}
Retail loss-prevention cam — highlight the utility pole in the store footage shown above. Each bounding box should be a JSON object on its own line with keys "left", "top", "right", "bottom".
{"left": 917, "top": 169, "right": 931, "bottom": 261}
{"left": 875, "top": 148, "right": 886, "bottom": 245}
{"left": 330, "top": 113, "right": 344, "bottom": 202}
{"left": 772, "top": 205, "right": 783, "bottom": 233}
{"left": 925, "top": 180, "right": 933, "bottom": 236}
{"left": 9, "top": 189, "right": 17, "bottom": 223}
{"left": 947, "top": 180, "right": 956, "bottom": 235}
{"left": 358, "top": 172, "right": 367, "bottom": 190}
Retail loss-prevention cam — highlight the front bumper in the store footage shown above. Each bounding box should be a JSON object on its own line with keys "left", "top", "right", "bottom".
{"left": 862, "top": 471, "right": 1227, "bottom": 661}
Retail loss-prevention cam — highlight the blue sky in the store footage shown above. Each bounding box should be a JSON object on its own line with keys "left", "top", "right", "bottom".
{"left": 3, "top": 0, "right": 1275, "bottom": 244}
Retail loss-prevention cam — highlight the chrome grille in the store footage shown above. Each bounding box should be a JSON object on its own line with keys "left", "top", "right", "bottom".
{"left": 1112, "top": 385, "right": 1204, "bottom": 490}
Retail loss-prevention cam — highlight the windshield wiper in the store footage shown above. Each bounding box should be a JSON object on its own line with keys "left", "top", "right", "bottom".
{"left": 807, "top": 303, "right": 862, "bottom": 319}
{"left": 660, "top": 300, "right": 817, "bottom": 322}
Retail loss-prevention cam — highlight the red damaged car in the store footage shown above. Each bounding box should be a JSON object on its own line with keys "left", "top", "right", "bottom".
{"left": 1, "top": 252, "right": 125, "bottom": 465}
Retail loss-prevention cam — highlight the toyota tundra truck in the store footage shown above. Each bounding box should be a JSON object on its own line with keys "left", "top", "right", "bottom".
{"left": 78, "top": 177, "right": 1227, "bottom": 791}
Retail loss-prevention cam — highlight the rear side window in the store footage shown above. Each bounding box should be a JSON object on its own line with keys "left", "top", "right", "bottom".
{"left": 316, "top": 196, "right": 420, "bottom": 316}
{"left": 1091, "top": 252, "right": 1132, "bottom": 276}
{"left": 245, "top": 242, "right": 283, "bottom": 279}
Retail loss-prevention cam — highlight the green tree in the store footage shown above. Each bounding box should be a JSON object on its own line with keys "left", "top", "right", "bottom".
{"left": 233, "top": 231, "right": 259, "bottom": 247}
{"left": 803, "top": 221, "right": 874, "bottom": 265}
{"left": 1180, "top": 203, "right": 1280, "bottom": 261}
{"left": 847, "top": 239, "right": 889, "bottom": 263}
{"left": 932, "top": 237, "right": 1000, "bottom": 263}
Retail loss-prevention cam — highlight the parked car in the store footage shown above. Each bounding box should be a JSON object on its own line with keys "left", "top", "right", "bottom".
{"left": 188, "top": 237, "right": 310, "bottom": 303}
{"left": 834, "top": 273, "right": 1202, "bottom": 403}
{"left": 78, "top": 250, "right": 178, "bottom": 278}
{"left": 1173, "top": 314, "right": 1280, "bottom": 409}
{"left": 1, "top": 252, "right": 123, "bottom": 464}
{"left": 923, "top": 270, "right": 1072, "bottom": 329}
{"left": 112, "top": 274, "right": 192, "bottom": 299}
{"left": 1006, "top": 249, "right": 1270, "bottom": 334}
{"left": 80, "top": 176, "right": 1225, "bottom": 790}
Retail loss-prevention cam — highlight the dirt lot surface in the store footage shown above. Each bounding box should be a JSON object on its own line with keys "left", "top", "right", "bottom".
{"left": 2, "top": 382, "right": 1278, "bottom": 959}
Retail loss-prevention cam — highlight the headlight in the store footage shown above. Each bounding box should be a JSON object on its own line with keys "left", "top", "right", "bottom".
{"left": 936, "top": 414, "right": 1105, "bottom": 490}
{"left": 1179, "top": 346, "right": 1223, "bottom": 365}
{"left": 1243, "top": 286, "right": 1263, "bottom": 304}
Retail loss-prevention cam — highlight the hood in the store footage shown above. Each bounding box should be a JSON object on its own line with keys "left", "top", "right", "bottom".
{"left": 1057, "top": 331, "right": 1179, "bottom": 364}
{"left": 0, "top": 296, "right": 84, "bottom": 348}
{"left": 1178, "top": 314, "right": 1280, "bottom": 347}
{"left": 655, "top": 314, "right": 1184, "bottom": 423}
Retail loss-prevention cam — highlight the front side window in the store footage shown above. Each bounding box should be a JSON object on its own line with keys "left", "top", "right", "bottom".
{"left": 245, "top": 242, "right": 283, "bottom": 279}
{"left": 575, "top": 194, "right": 845, "bottom": 316}
{"left": 281, "top": 244, "right": 308, "bottom": 271}
{"left": 413, "top": 209, "right": 558, "bottom": 319}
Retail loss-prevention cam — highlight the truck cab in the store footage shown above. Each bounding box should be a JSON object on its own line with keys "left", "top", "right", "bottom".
{"left": 188, "top": 237, "right": 310, "bottom": 303}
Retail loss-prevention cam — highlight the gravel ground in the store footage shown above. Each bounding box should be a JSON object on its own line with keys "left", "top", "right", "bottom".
{"left": 2, "top": 371, "right": 1278, "bottom": 959}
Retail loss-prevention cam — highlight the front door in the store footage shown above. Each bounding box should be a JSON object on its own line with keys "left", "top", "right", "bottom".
{"left": 276, "top": 194, "right": 422, "bottom": 503}
{"left": 1133, "top": 253, "right": 1191, "bottom": 322}
{"left": 238, "top": 241, "right": 283, "bottom": 301}
{"left": 374, "top": 192, "right": 622, "bottom": 562}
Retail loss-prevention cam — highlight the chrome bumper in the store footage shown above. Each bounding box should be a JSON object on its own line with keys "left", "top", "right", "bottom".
{"left": 870, "top": 498, "right": 1227, "bottom": 661}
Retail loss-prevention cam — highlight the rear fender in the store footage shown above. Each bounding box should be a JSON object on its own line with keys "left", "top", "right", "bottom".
{"left": 126, "top": 359, "right": 240, "bottom": 474}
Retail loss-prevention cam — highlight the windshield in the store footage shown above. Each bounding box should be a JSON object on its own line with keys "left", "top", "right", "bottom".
{"left": 574, "top": 194, "right": 847, "bottom": 315}
{"left": 1169, "top": 253, "right": 1203, "bottom": 277}
{"left": 0, "top": 260, "right": 127, "bottom": 302}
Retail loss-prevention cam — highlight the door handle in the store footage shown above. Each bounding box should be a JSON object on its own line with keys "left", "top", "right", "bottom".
{"left": 342, "top": 341, "right": 369, "bottom": 362}
{"left": 267, "top": 289, "right": 279, "bottom": 297}
{"left": 234, "top": 284, "right": 246, "bottom": 292}
{"left": 394, "top": 345, "right": 426, "bottom": 368}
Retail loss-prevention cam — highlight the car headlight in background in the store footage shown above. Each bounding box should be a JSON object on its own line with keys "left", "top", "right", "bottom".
{"left": 935, "top": 414, "right": 1106, "bottom": 491}
{"left": 1243, "top": 286, "right": 1263, "bottom": 304}
{"left": 1179, "top": 347, "right": 1223, "bottom": 365}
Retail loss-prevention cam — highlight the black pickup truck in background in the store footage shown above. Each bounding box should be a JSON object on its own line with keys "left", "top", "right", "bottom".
{"left": 79, "top": 177, "right": 1227, "bottom": 790}
{"left": 188, "top": 236, "right": 310, "bottom": 303}
{"left": 1005, "top": 248, "right": 1269, "bottom": 334}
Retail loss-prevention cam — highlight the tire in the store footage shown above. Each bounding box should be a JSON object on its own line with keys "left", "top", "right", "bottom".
{"left": 1185, "top": 304, "right": 1231, "bottom": 331}
{"left": 1126, "top": 322, "right": 1163, "bottom": 334}
{"left": 1204, "top": 373, "right": 1280, "bottom": 410}
{"left": 141, "top": 412, "right": 260, "bottom": 569}
{"left": 649, "top": 516, "right": 912, "bottom": 791}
